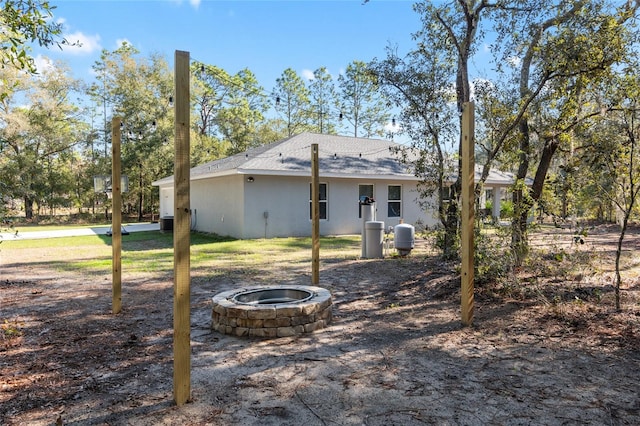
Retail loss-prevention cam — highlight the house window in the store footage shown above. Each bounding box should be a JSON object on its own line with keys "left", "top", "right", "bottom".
{"left": 358, "top": 184, "right": 374, "bottom": 218}
{"left": 388, "top": 185, "right": 402, "bottom": 218}
{"left": 309, "top": 183, "right": 328, "bottom": 220}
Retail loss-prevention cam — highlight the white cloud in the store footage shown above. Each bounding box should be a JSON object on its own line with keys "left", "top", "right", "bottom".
{"left": 169, "top": 0, "right": 201, "bottom": 9}
{"left": 61, "top": 31, "right": 102, "bottom": 55}
{"left": 33, "top": 55, "right": 55, "bottom": 74}
{"left": 507, "top": 55, "right": 522, "bottom": 68}
{"left": 116, "top": 38, "right": 132, "bottom": 49}
{"left": 301, "top": 69, "right": 315, "bottom": 80}
{"left": 384, "top": 119, "right": 401, "bottom": 133}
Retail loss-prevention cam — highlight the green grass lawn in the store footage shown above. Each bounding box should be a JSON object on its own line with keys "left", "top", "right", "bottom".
{"left": 1, "top": 230, "right": 362, "bottom": 276}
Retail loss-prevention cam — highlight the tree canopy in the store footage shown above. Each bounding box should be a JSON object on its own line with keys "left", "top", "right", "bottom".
{"left": 0, "top": 1, "right": 68, "bottom": 75}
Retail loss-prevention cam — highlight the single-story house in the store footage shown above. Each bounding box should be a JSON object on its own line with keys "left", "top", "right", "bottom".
{"left": 152, "top": 132, "right": 515, "bottom": 239}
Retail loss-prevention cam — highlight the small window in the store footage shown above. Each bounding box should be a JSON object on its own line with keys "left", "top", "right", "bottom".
{"left": 358, "top": 184, "right": 374, "bottom": 218}
{"left": 309, "top": 183, "right": 328, "bottom": 220}
{"left": 388, "top": 185, "right": 402, "bottom": 218}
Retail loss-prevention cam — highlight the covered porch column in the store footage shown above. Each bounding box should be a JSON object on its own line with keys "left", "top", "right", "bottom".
{"left": 492, "top": 187, "right": 502, "bottom": 222}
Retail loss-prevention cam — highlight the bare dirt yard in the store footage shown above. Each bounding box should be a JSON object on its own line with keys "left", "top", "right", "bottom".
{"left": 1, "top": 224, "right": 640, "bottom": 425}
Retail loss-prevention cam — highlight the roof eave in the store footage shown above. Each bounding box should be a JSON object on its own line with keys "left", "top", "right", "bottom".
{"left": 152, "top": 169, "right": 239, "bottom": 186}
{"left": 238, "top": 168, "right": 419, "bottom": 181}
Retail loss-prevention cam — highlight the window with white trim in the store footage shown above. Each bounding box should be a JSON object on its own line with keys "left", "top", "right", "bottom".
{"left": 388, "top": 185, "right": 402, "bottom": 218}
{"left": 309, "top": 183, "right": 328, "bottom": 220}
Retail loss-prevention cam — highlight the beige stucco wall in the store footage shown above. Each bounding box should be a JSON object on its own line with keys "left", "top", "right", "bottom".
{"left": 190, "top": 174, "right": 245, "bottom": 237}
{"left": 157, "top": 173, "right": 439, "bottom": 239}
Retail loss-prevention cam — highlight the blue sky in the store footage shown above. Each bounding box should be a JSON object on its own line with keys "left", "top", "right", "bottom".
{"left": 35, "top": 0, "right": 424, "bottom": 91}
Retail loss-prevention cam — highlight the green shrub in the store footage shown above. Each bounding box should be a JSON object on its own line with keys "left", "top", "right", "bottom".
{"left": 475, "top": 226, "right": 514, "bottom": 286}
{"left": 500, "top": 200, "right": 513, "bottom": 219}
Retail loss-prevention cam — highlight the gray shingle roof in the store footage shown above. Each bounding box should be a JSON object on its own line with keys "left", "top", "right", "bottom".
{"left": 241, "top": 133, "right": 413, "bottom": 177}
{"left": 154, "top": 132, "right": 414, "bottom": 185}
{"left": 153, "top": 132, "right": 523, "bottom": 186}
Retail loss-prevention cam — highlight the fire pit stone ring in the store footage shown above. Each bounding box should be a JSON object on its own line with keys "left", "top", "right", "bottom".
{"left": 211, "top": 285, "right": 332, "bottom": 338}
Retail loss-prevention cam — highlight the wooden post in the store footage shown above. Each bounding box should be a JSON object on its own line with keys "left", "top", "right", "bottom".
{"left": 173, "top": 50, "right": 191, "bottom": 406}
{"left": 461, "top": 101, "right": 475, "bottom": 326}
{"left": 111, "top": 117, "right": 122, "bottom": 315}
{"left": 311, "top": 144, "right": 320, "bottom": 285}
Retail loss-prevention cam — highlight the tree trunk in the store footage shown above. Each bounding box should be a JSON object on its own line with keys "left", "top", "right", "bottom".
{"left": 511, "top": 119, "right": 531, "bottom": 265}
{"left": 138, "top": 168, "right": 144, "bottom": 222}
{"left": 615, "top": 115, "right": 639, "bottom": 311}
{"left": 443, "top": 199, "right": 459, "bottom": 260}
{"left": 614, "top": 212, "right": 630, "bottom": 311}
{"left": 513, "top": 131, "right": 561, "bottom": 264}
{"left": 511, "top": 188, "right": 529, "bottom": 263}
{"left": 24, "top": 196, "right": 34, "bottom": 220}
{"left": 530, "top": 138, "right": 559, "bottom": 201}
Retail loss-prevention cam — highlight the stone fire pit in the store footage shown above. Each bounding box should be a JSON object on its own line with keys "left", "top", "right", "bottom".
{"left": 211, "top": 285, "right": 332, "bottom": 338}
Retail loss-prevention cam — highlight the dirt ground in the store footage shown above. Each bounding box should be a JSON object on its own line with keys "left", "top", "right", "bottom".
{"left": 1, "top": 225, "right": 640, "bottom": 425}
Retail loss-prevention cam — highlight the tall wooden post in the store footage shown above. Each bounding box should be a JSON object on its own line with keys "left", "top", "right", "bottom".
{"left": 461, "top": 102, "right": 475, "bottom": 326}
{"left": 111, "top": 117, "right": 122, "bottom": 315}
{"left": 173, "top": 50, "right": 191, "bottom": 406}
{"left": 311, "top": 144, "right": 320, "bottom": 285}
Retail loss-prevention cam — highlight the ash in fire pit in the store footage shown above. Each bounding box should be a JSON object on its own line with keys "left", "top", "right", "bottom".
{"left": 211, "top": 285, "right": 332, "bottom": 338}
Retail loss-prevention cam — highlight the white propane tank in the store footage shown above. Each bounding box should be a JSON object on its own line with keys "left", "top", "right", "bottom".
{"left": 394, "top": 223, "right": 415, "bottom": 256}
